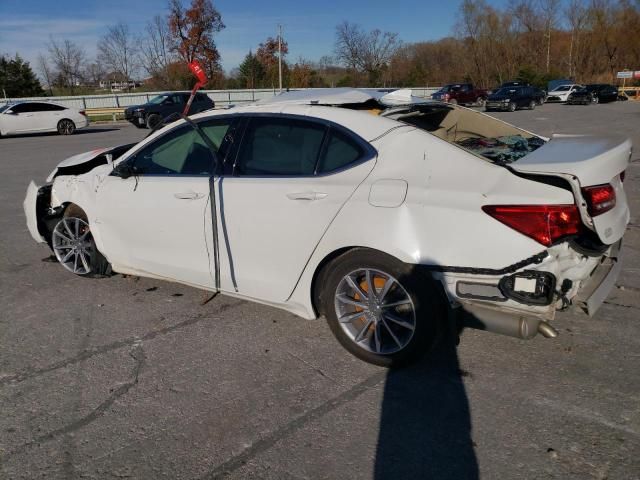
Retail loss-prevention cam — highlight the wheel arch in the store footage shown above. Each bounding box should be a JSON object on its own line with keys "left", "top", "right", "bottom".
{"left": 310, "top": 246, "right": 413, "bottom": 318}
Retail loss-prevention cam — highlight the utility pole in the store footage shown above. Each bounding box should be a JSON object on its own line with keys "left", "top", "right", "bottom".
{"left": 278, "top": 24, "right": 283, "bottom": 92}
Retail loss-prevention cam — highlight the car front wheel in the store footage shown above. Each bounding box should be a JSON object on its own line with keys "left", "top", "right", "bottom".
{"left": 57, "top": 119, "right": 76, "bottom": 135}
{"left": 146, "top": 113, "right": 162, "bottom": 129}
{"left": 320, "top": 249, "right": 444, "bottom": 367}
{"left": 51, "top": 205, "right": 110, "bottom": 276}
{"left": 508, "top": 102, "right": 517, "bottom": 112}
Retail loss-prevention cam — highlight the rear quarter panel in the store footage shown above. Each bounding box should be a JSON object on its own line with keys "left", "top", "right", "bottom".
{"left": 287, "top": 127, "right": 575, "bottom": 316}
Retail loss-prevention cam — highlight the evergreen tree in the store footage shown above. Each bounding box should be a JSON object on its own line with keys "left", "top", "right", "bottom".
{"left": 0, "top": 54, "right": 44, "bottom": 97}
{"left": 238, "top": 51, "right": 265, "bottom": 89}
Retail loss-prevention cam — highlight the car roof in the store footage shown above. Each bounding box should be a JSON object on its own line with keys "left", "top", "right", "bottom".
{"left": 257, "top": 87, "right": 433, "bottom": 108}
{"left": 188, "top": 103, "right": 408, "bottom": 142}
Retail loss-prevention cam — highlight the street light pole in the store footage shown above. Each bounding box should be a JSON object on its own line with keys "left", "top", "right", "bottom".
{"left": 278, "top": 24, "right": 283, "bottom": 92}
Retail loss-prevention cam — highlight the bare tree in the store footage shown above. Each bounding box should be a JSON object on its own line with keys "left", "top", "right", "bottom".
{"left": 36, "top": 54, "right": 54, "bottom": 95}
{"left": 539, "top": 0, "right": 561, "bottom": 72}
{"left": 566, "top": 0, "right": 588, "bottom": 77}
{"left": 334, "top": 21, "right": 400, "bottom": 85}
{"left": 98, "top": 22, "right": 137, "bottom": 90}
{"left": 85, "top": 61, "right": 106, "bottom": 88}
{"left": 47, "top": 37, "right": 86, "bottom": 93}
{"left": 139, "top": 15, "right": 173, "bottom": 82}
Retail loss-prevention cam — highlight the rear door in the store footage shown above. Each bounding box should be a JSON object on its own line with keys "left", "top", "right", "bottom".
{"left": 217, "top": 115, "right": 377, "bottom": 301}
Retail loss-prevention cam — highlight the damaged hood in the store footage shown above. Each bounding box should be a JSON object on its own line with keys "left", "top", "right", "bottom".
{"left": 46, "top": 143, "right": 136, "bottom": 182}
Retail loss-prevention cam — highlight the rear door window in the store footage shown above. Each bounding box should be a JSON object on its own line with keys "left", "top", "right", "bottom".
{"left": 234, "top": 117, "right": 326, "bottom": 176}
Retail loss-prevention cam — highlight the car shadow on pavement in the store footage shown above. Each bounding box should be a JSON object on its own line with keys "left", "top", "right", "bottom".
{"left": 3, "top": 128, "right": 121, "bottom": 139}
{"left": 374, "top": 311, "right": 479, "bottom": 479}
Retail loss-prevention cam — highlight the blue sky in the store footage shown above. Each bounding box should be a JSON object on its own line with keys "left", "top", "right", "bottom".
{"left": 0, "top": 0, "right": 510, "bottom": 75}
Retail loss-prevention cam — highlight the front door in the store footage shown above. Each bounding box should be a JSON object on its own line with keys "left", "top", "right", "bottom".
{"left": 95, "top": 118, "right": 233, "bottom": 288}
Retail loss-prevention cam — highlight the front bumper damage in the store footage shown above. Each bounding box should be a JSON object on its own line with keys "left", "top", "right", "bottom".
{"left": 434, "top": 241, "right": 623, "bottom": 339}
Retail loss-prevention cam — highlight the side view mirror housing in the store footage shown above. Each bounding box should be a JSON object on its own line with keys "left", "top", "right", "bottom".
{"left": 113, "top": 162, "right": 144, "bottom": 179}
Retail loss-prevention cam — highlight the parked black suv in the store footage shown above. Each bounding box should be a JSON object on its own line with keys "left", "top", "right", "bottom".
{"left": 124, "top": 92, "right": 215, "bottom": 129}
{"left": 485, "top": 86, "right": 540, "bottom": 112}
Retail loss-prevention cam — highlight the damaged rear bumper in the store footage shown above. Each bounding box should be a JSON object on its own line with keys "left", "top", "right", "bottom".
{"left": 432, "top": 241, "right": 623, "bottom": 339}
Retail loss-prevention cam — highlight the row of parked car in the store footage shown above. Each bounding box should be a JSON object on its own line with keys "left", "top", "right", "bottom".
{"left": 431, "top": 81, "right": 622, "bottom": 112}
{"left": 0, "top": 92, "right": 216, "bottom": 137}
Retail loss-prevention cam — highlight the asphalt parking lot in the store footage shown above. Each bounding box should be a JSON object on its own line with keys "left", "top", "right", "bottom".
{"left": 1, "top": 102, "right": 639, "bottom": 479}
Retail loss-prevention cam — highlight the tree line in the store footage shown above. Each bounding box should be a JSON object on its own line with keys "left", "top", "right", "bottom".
{"left": 1, "top": 0, "right": 639, "bottom": 98}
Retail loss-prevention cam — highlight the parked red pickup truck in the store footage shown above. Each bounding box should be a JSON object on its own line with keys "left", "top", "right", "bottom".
{"left": 431, "top": 83, "right": 488, "bottom": 105}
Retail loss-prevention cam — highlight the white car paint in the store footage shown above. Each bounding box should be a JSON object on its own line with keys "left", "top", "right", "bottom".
{"left": 547, "top": 84, "right": 582, "bottom": 102}
{"left": 0, "top": 101, "right": 89, "bottom": 136}
{"left": 24, "top": 98, "right": 630, "bottom": 338}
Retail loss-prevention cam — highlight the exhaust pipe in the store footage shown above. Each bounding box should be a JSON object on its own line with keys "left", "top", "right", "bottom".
{"left": 537, "top": 321, "right": 559, "bottom": 338}
{"left": 459, "top": 303, "right": 558, "bottom": 340}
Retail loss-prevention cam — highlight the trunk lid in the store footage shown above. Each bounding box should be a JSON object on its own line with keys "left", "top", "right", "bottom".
{"left": 511, "top": 134, "right": 632, "bottom": 244}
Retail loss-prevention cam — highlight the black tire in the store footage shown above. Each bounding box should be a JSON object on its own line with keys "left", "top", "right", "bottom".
{"left": 537, "top": 97, "right": 545, "bottom": 105}
{"left": 508, "top": 102, "right": 517, "bottom": 112}
{"left": 476, "top": 97, "right": 486, "bottom": 107}
{"left": 528, "top": 100, "right": 536, "bottom": 110}
{"left": 57, "top": 119, "right": 76, "bottom": 135}
{"left": 145, "top": 113, "right": 162, "bottom": 130}
{"left": 51, "top": 204, "right": 110, "bottom": 277}
{"left": 449, "top": 98, "right": 458, "bottom": 105}
{"left": 319, "top": 249, "right": 446, "bottom": 367}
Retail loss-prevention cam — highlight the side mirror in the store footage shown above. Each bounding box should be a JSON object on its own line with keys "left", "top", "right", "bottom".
{"left": 113, "top": 162, "right": 144, "bottom": 179}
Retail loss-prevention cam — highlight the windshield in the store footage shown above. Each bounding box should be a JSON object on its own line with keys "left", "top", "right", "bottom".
{"left": 554, "top": 85, "right": 571, "bottom": 92}
{"left": 494, "top": 88, "right": 517, "bottom": 95}
{"left": 148, "top": 94, "right": 171, "bottom": 105}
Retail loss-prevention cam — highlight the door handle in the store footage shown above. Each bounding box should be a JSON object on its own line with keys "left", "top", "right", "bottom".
{"left": 174, "top": 191, "right": 204, "bottom": 200}
{"left": 286, "top": 192, "right": 327, "bottom": 201}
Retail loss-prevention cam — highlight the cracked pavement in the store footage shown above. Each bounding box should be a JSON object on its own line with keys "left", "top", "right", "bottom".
{"left": 1, "top": 104, "right": 640, "bottom": 479}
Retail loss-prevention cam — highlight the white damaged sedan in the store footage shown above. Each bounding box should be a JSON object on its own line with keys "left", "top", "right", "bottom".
{"left": 24, "top": 88, "right": 631, "bottom": 366}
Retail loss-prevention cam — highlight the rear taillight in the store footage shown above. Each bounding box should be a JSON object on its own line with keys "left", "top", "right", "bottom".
{"left": 482, "top": 205, "right": 582, "bottom": 247}
{"left": 582, "top": 184, "right": 616, "bottom": 216}
{"left": 79, "top": 110, "right": 87, "bottom": 117}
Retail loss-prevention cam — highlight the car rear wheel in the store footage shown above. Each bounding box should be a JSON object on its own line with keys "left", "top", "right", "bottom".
{"left": 320, "top": 249, "right": 445, "bottom": 367}
{"left": 146, "top": 113, "right": 162, "bottom": 129}
{"left": 508, "top": 102, "right": 517, "bottom": 112}
{"left": 51, "top": 205, "right": 110, "bottom": 277}
{"left": 57, "top": 119, "right": 76, "bottom": 135}
{"left": 449, "top": 98, "right": 458, "bottom": 105}
{"left": 592, "top": 96, "right": 599, "bottom": 104}
{"left": 528, "top": 100, "right": 536, "bottom": 110}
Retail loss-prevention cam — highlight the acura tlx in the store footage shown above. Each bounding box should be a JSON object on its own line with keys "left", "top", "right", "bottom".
{"left": 24, "top": 88, "right": 631, "bottom": 366}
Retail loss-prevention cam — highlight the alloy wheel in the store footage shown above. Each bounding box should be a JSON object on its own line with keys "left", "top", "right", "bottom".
{"left": 334, "top": 268, "right": 416, "bottom": 355}
{"left": 52, "top": 217, "right": 93, "bottom": 275}
{"left": 58, "top": 119, "right": 75, "bottom": 135}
